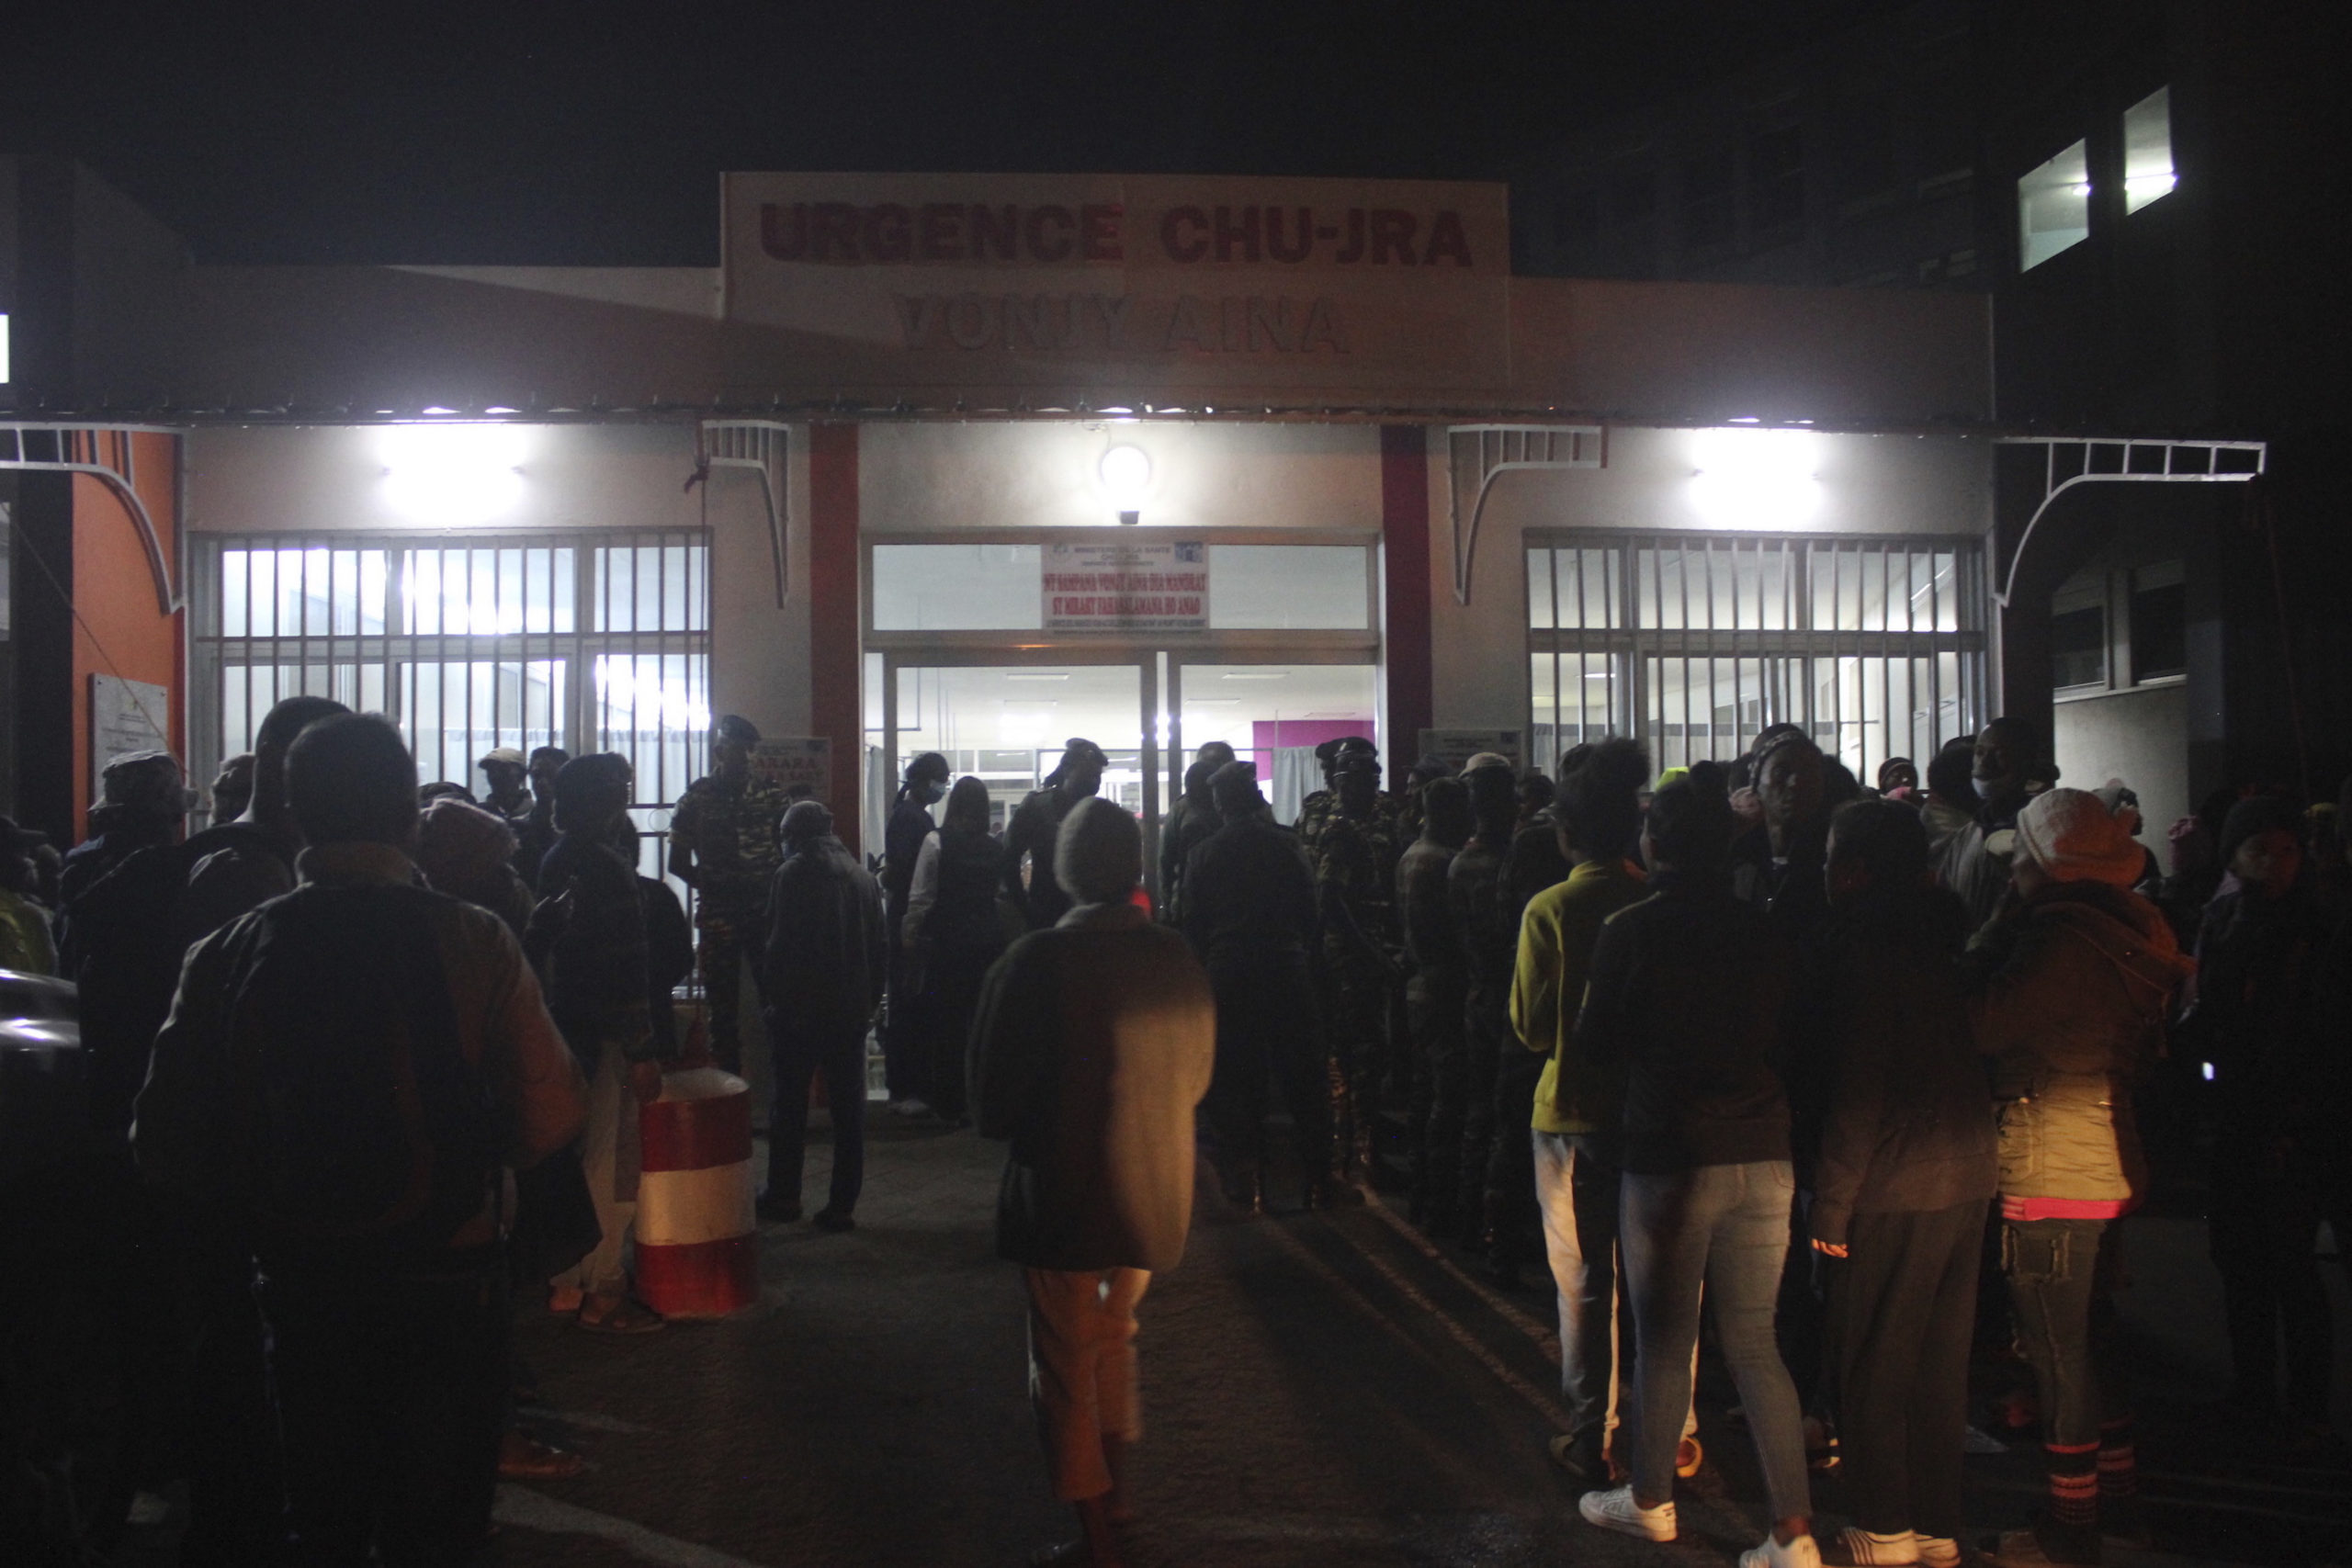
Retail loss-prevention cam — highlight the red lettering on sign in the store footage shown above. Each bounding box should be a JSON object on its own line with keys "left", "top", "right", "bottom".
{"left": 760, "top": 203, "right": 808, "bottom": 260}
{"left": 1423, "top": 209, "right": 1473, "bottom": 266}
{"left": 811, "top": 202, "right": 860, "bottom": 262}
{"left": 917, "top": 203, "right": 963, "bottom": 261}
{"left": 1161, "top": 206, "right": 1209, "bottom": 263}
{"left": 1026, "top": 206, "right": 1076, "bottom": 262}
{"left": 1334, "top": 208, "right": 1366, "bottom": 264}
{"left": 968, "top": 205, "right": 1019, "bottom": 262}
{"left": 1369, "top": 209, "right": 1418, "bottom": 265}
{"left": 1265, "top": 207, "right": 1313, "bottom": 263}
{"left": 865, "top": 204, "right": 911, "bottom": 263}
{"left": 1080, "top": 203, "right": 1124, "bottom": 262}
{"left": 1247, "top": 297, "right": 1299, "bottom": 352}
{"left": 1213, "top": 205, "right": 1261, "bottom": 264}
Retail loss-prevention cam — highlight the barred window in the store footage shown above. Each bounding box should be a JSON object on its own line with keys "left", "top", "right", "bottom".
{"left": 1527, "top": 532, "right": 1989, "bottom": 782}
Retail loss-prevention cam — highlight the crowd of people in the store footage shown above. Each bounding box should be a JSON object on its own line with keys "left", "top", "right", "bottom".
{"left": 0, "top": 696, "right": 2344, "bottom": 1566}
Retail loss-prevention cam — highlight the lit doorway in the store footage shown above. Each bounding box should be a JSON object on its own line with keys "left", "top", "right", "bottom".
{"left": 1167, "top": 659, "right": 1378, "bottom": 825}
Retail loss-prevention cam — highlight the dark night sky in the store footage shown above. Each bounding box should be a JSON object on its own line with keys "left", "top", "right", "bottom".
{"left": 3, "top": 1, "right": 1896, "bottom": 265}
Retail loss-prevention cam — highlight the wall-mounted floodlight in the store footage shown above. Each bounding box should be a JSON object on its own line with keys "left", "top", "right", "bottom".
{"left": 1690, "top": 426, "right": 1821, "bottom": 529}
{"left": 379, "top": 423, "right": 532, "bottom": 525}
{"left": 1099, "top": 443, "right": 1152, "bottom": 525}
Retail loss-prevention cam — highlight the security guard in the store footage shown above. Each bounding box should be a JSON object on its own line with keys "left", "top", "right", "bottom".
{"left": 1295, "top": 735, "right": 1377, "bottom": 860}
{"left": 1313, "top": 750, "right": 1403, "bottom": 1188}
{"left": 668, "top": 715, "right": 789, "bottom": 1072}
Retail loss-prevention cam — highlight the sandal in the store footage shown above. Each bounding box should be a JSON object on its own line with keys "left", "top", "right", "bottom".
{"left": 575, "top": 1296, "right": 666, "bottom": 1336}
{"left": 498, "top": 1430, "right": 587, "bottom": 1479}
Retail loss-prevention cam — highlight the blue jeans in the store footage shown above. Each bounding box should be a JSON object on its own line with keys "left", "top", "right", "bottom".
{"left": 1621, "top": 1160, "right": 1810, "bottom": 1519}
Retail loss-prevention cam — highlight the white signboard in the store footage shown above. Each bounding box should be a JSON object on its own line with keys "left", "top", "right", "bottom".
{"left": 1419, "top": 727, "right": 1528, "bottom": 774}
{"left": 750, "top": 738, "right": 831, "bottom": 804}
{"left": 92, "top": 674, "right": 173, "bottom": 782}
{"left": 1043, "top": 539, "right": 1209, "bottom": 631}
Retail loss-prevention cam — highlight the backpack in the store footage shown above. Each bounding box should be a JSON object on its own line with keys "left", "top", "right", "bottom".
{"left": 228, "top": 882, "right": 502, "bottom": 1262}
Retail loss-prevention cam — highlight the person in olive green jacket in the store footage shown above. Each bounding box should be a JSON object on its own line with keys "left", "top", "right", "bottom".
{"left": 1511, "top": 739, "right": 1654, "bottom": 1483}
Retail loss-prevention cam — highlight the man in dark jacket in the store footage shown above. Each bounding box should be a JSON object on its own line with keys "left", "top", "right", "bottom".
{"left": 134, "top": 714, "right": 585, "bottom": 1565}
{"left": 1812, "top": 799, "right": 1998, "bottom": 1568}
{"left": 532, "top": 754, "right": 663, "bottom": 1332}
{"left": 880, "top": 750, "right": 950, "bottom": 1112}
{"left": 1939, "top": 717, "right": 2051, "bottom": 930}
{"left": 1159, "top": 741, "right": 1237, "bottom": 924}
{"left": 1004, "top": 738, "right": 1110, "bottom": 930}
{"left": 1398, "top": 775, "right": 1473, "bottom": 1232}
{"left": 760, "top": 800, "right": 887, "bottom": 1231}
{"left": 1183, "top": 762, "right": 1332, "bottom": 1211}
{"left": 1454, "top": 761, "right": 1528, "bottom": 1280}
{"left": 669, "top": 715, "right": 787, "bottom": 1071}
{"left": 973, "top": 796, "right": 1216, "bottom": 1568}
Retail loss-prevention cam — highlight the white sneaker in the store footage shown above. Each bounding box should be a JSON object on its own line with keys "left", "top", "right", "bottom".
{"left": 1826, "top": 1528, "right": 1919, "bottom": 1565}
{"left": 1742, "top": 1531, "right": 1825, "bottom": 1568}
{"left": 890, "top": 1098, "right": 931, "bottom": 1118}
{"left": 1579, "top": 1485, "right": 1678, "bottom": 1542}
{"left": 1915, "top": 1538, "right": 1961, "bottom": 1568}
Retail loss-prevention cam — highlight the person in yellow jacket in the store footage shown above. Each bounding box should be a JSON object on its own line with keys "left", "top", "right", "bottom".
{"left": 1512, "top": 738, "right": 1697, "bottom": 1484}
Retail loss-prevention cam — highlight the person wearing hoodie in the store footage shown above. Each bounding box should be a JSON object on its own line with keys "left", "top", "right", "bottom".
{"left": 2185, "top": 794, "right": 2337, "bottom": 1436}
{"left": 1964, "top": 788, "right": 2193, "bottom": 1568}
{"left": 1811, "top": 799, "right": 1999, "bottom": 1568}
{"left": 972, "top": 796, "right": 1216, "bottom": 1568}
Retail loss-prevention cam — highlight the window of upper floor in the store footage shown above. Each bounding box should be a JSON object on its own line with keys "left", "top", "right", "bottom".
{"left": 2017, "top": 140, "right": 2090, "bottom": 270}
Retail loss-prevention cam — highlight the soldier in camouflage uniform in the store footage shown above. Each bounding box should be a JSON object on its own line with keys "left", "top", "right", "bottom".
{"left": 1450, "top": 760, "right": 1523, "bottom": 1280}
{"left": 1294, "top": 735, "right": 1376, "bottom": 860}
{"left": 1314, "top": 750, "right": 1404, "bottom": 1187}
{"left": 667, "top": 714, "right": 789, "bottom": 1073}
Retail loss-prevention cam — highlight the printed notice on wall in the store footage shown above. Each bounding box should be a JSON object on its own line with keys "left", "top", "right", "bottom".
{"left": 92, "top": 673, "right": 174, "bottom": 784}
{"left": 1419, "top": 728, "right": 1528, "bottom": 774}
{"left": 1042, "top": 539, "right": 1209, "bottom": 631}
{"left": 751, "top": 738, "right": 832, "bottom": 804}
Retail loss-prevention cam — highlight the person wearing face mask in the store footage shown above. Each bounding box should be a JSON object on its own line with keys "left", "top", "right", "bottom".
{"left": 1005, "top": 739, "right": 1112, "bottom": 931}
{"left": 2182, "top": 794, "right": 2338, "bottom": 1440}
{"left": 1939, "top": 717, "right": 2055, "bottom": 931}
{"left": 880, "top": 751, "right": 952, "bottom": 1115}
{"left": 1963, "top": 788, "right": 2192, "bottom": 1567}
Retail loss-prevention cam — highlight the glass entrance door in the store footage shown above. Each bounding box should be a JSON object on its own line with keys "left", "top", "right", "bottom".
{"left": 1168, "top": 657, "right": 1379, "bottom": 826}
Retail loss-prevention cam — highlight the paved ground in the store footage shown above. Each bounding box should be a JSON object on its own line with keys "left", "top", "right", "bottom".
{"left": 92, "top": 1100, "right": 2350, "bottom": 1567}
{"left": 465, "top": 1112, "right": 2351, "bottom": 1568}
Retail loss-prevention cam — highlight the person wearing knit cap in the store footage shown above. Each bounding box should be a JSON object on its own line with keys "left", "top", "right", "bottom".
{"left": 758, "top": 798, "right": 886, "bottom": 1232}
{"left": 415, "top": 797, "right": 536, "bottom": 939}
{"left": 1963, "top": 787, "right": 2194, "bottom": 1567}
{"left": 533, "top": 753, "right": 664, "bottom": 1334}
{"left": 478, "top": 746, "right": 532, "bottom": 823}
{"left": 1182, "top": 761, "right": 1333, "bottom": 1212}
{"left": 2182, "top": 792, "right": 2338, "bottom": 1434}
{"left": 973, "top": 795, "right": 1215, "bottom": 1568}
{"left": 1002, "top": 738, "right": 1110, "bottom": 931}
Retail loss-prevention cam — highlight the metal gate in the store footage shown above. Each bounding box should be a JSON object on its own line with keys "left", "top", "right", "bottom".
{"left": 1527, "top": 531, "right": 1989, "bottom": 782}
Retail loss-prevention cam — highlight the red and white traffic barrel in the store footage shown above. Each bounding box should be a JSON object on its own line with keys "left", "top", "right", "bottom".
{"left": 635, "top": 1067, "right": 759, "bottom": 1318}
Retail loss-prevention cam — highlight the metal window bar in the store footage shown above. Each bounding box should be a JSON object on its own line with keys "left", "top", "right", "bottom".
{"left": 191, "top": 529, "right": 711, "bottom": 890}
{"left": 1528, "top": 531, "right": 1987, "bottom": 781}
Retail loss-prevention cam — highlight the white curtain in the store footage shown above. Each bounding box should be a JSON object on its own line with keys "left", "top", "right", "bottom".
{"left": 1270, "top": 747, "right": 1318, "bottom": 826}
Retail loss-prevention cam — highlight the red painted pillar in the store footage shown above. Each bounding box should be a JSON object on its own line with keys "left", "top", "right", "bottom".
{"left": 808, "top": 423, "right": 863, "bottom": 846}
{"left": 1380, "top": 424, "right": 1434, "bottom": 793}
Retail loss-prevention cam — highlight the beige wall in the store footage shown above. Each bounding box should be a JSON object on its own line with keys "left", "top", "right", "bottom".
{"left": 857, "top": 420, "right": 1383, "bottom": 534}
{"left": 184, "top": 419, "right": 814, "bottom": 744}
{"left": 1428, "top": 424, "right": 1996, "bottom": 738}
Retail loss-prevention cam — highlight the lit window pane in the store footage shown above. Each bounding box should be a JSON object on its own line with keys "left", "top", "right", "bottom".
{"left": 2018, "top": 140, "right": 2091, "bottom": 269}
{"left": 2123, "top": 87, "right": 2175, "bottom": 213}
